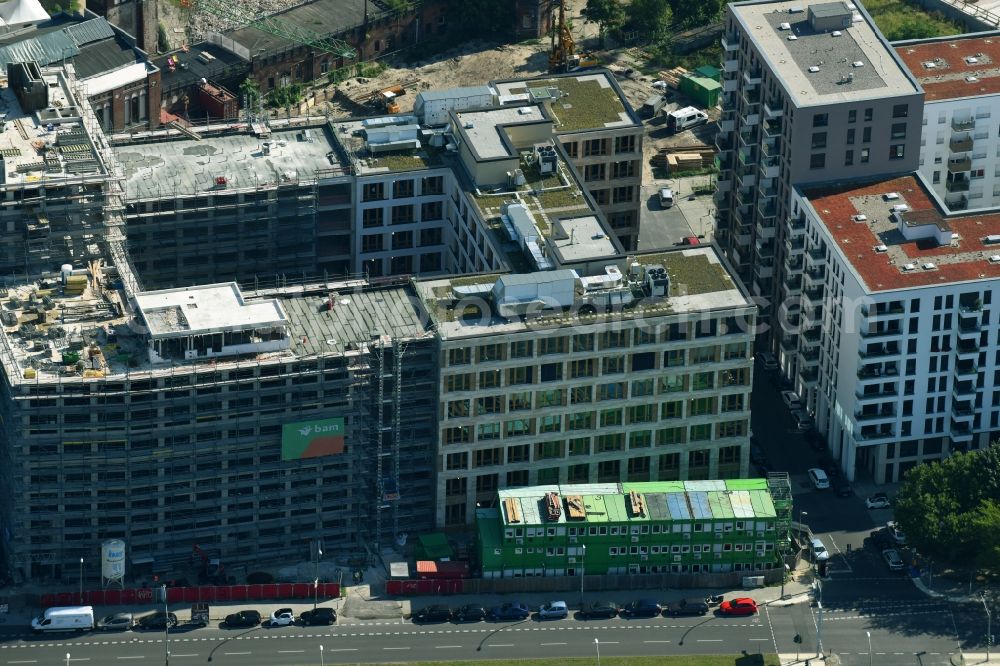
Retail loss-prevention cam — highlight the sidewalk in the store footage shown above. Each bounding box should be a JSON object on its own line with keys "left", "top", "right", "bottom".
{"left": 1, "top": 559, "right": 817, "bottom": 629}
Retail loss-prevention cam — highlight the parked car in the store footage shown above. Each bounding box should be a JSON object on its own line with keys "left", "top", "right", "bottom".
{"left": 866, "top": 493, "right": 892, "bottom": 510}
{"left": 224, "top": 610, "right": 262, "bottom": 628}
{"left": 758, "top": 352, "right": 778, "bottom": 371}
{"left": 664, "top": 597, "right": 709, "bottom": 616}
{"left": 781, "top": 390, "right": 801, "bottom": 410}
{"left": 537, "top": 601, "right": 569, "bottom": 620}
{"left": 269, "top": 608, "right": 295, "bottom": 627}
{"left": 792, "top": 409, "right": 813, "bottom": 431}
{"left": 887, "top": 521, "right": 907, "bottom": 545}
{"left": 810, "top": 537, "right": 830, "bottom": 562}
{"left": 719, "top": 598, "right": 758, "bottom": 616}
{"left": 808, "top": 468, "right": 830, "bottom": 489}
{"left": 883, "top": 548, "right": 905, "bottom": 571}
{"left": 300, "top": 608, "right": 337, "bottom": 626}
{"left": 832, "top": 475, "right": 853, "bottom": 498}
{"left": 136, "top": 612, "right": 178, "bottom": 630}
{"left": 452, "top": 605, "right": 487, "bottom": 623}
{"left": 621, "top": 598, "right": 662, "bottom": 618}
{"left": 805, "top": 429, "right": 826, "bottom": 452}
{"left": 413, "top": 605, "right": 453, "bottom": 623}
{"left": 581, "top": 601, "right": 620, "bottom": 619}
{"left": 96, "top": 612, "right": 134, "bottom": 631}
{"left": 868, "top": 528, "right": 896, "bottom": 550}
{"left": 658, "top": 187, "right": 674, "bottom": 208}
{"left": 490, "top": 602, "right": 530, "bottom": 621}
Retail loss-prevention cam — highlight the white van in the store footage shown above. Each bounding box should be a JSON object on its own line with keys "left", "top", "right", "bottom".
{"left": 666, "top": 106, "right": 709, "bottom": 134}
{"left": 32, "top": 606, "right": 95, "bottom": 632}
{"left": 658, "top": 188, "right": 674, "bottom": 208}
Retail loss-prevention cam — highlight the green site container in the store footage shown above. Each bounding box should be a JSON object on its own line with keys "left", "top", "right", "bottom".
{"left": 679, "top": 75, "right": 721, "bottom": 109}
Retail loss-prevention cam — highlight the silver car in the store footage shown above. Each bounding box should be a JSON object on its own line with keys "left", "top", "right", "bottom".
{"left": 537, "top": 601, "right": 568, "bottom": 620}
{"left": 96, "top": 612, "right": 134, "bottom": 631}
{"left": 883, "top": 548, "right": 905, "bottom": 571}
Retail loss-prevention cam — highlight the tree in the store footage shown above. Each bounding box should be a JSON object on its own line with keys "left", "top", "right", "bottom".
{"left": 626, "top": 0, "right": 670, "bottom": 42}
{"left": 582, "top": 0, "right": 626, "bottom": 47}
{"left": 240, "top": 79, "right": 261, "bottom": 108}
{"left": 444, "top": 0, "right": 512, "bottom": 41}
{"left": 667, "top": 0, "right": 723, "bottom": 28}
{"left": 971, "top": 500, "right": 1000, "bottom": 572}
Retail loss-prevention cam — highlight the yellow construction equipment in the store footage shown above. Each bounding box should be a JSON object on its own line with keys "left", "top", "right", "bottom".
{"left": 548, "top": 0, "right": 598, "bottom": 72}
{"left": 371, "top": 85, "right": 405, "bottom": 114}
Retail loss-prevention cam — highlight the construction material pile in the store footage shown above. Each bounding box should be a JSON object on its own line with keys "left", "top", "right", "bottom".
{"left": 656, "top": 67, "right": 690, "bottom": 89}
{"left": 651, "top": 143, "right": 716, "bottom": 172}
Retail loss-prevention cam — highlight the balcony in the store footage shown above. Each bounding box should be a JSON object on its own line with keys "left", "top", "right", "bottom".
{"left": 760, "top": 154, "right": 780, "bottom": 178}
{"left": 744, "top": 69, "right": 762, "bottom": 86}
{"left": 715, "top": 177, "right": 732, "bottom": 194}
{"left": 785, "top": 236, "right": 805, "bottom": 255}
{"left": 946, "top": 178, "right": 970, "bottom": 192}
{"left": 755, "top": 237, "right": 775, "bottom": 258}
{"left": 801, "top": 328, "right": 821, "bottom": 346}
{"left": 855, "top": 426, "right": 896, "bottom": 442}
{"left": 758, "top": 201, "right": 777, "bottom": 220}
{"left": 957, "top": 319, "right": 982, "bottom": 338}
{"left": 735, "top": 187, "right": 754, "bottom": 207}
{"left": 761, "top": 137, "right": 780, "bottom": 157}
{"left": 799, "top": 367, "right": 819, "bottom": 386}
{"left": 743, "top": 112, "right": 761, "bottom": 126}
{"left": 738, "top": 128, "right": 755, "bottom": 146}
{"left": 859, "top": 343, "right": 902, "bottom": 359}
{"left": 806, "top": 247, "right": 826, "bottom": 266}
{"left": 952, "top": 401, "right": 975, "bottom": 422}
{"left": 780, "top": 333, "right": 799, "bottom": 353}
{"left": 718, "top": 119, "right": 736, "bottom": 134}
{"left": 802, "top": 286, "right": 824, "bottom": 309}
{"left": 738, "top": 148, "right": 758, "bottom": 167}
{"left": 953, "top": 380, "right": 976, "bottom": 398}
{"left": 956, "top": 340, "right": 978, "bottom": 359}
{"left": 950, "top": 422, "right": 974, "bottom": 442}
{"left": 722, "top": 35, "right": 739, "bottom": 51}
{"left": 723, "top": 58, "right": 739, "bottom": 73}
{"left": 759, "top": 184, "right": 778, "bottom": 201}
{"left": 763, "top": 99, "right": 783, "bottom": 118}
{"left": 800, "top": 349, "right": 820, "bottom": 365}
{"left": 947, "top": 156, "right": 972, "bottom": 173}
{"left": 756, "top": 219, "right": 776, "bottom": 240}
{"left": 955, "top": 361, "right": 979, "bottom": 377}
{"left": 803, "top": 267, "right": 825, "bottom": 287}
{"left": 762, "top": 118, "right": 782, "bottom": 138}
{"left": 784, "top": 277, "right": 803, "bottom": 296}
{"left": 855, "top": 385, "right": 898, "bottom": 401}
{"left": 948, "top": 193, "right": 969, "bottom": 210}
{"left": 858, "top": 364, "right": 898, "bottom": 380}
{"left": 951, "top": 117, "right": 976, "bottom": 131}
{"left": 753, "top": 262, "right": 774, "bottom": 281}
{"left": 862, "top": 302, "right": 905, "bottom": 319}
{"left": 855, "top": 408, "right": 896, "bottom": 422}
{"left": 715, "top": 154, "right": 734, "bottom": 172}
{"left": 788, "top": 217, "right": 806, "bottom": 236}
{"left": 860, "top": 324, "right": 901, "bottom": 339}
{"left": 737, "top": 169, "right": 757, "bottom": 188}
{"left": 950, "top": 135, "right": 973, "bottom": 152}
{"left": 716, "top": 132, "right": 734, "bottom": 152}
{"left": 723, "top": 78, "right": 738, "bottom": 92}
{"left": 742, "top": 86, "right": 762, "bottom": 107}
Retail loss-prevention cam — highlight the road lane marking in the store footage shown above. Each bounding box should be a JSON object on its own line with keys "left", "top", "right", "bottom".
{"left": 488, "top": 644, "right": 514, "bottom": 647}
{"left": 541, "top": 642, "right": 567, "bottom": 646}
{"left": 643, "top": 640, "right": 671, "bottom": 644}
{"left": 7, "top": 661, "right": 38, "bottom": 664}
{"left": 116, "top": 658, "right": 144, "bottom": 661}
{"left": 169, "top": 655, "right": 198, "bottom": 658}
{"left": 325, "top": 648, "right": 358, "bottom": 652}
{"left": 749, "top": 638, "right": 770, "bottom": 641}
{"left": 223, "top": 652, "right": 251, "bottom": 656}
{"left": 697, "top": 639, "right": 723, "bottom": 642}
{"left": 383, "top": 647, "right": 410, "bottom": 650}
{"left": 435, "top": 646, "right": 462, "bottom": 649}
{"left": 277, "top": 650, "right": 304, "bottom": 654}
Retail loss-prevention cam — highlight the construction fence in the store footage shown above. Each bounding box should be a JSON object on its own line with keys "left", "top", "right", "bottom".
{"left": 39, "top": 582, "right": 341, "bottom": 608}
{"left": 386, "top": 569, "right": 783, "bottom": 597}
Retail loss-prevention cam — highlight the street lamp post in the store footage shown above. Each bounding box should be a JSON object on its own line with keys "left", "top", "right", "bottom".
{"left": 981, "top": 594, "right": 992, "bottom": 660}
{"left": 162, "top": 596, "right": 172, "bottom": 665}
{"left": 319, "top": 645, "right": 325, "bottom": 666}
{"left": 866, "top": 630, "right": 873, "bottom": 666}
{"left": 780, "top": 563, "right": 790, "bottom": 599}
{"left": 594, "top": 637, "right": 601, "bottom": 666}
{"left": 314, "top": 543, "right": 323, "bottom": 611}
{"left": 78, "top": 558, "right": 84, "bottom": 605}
{"left": 65, "top": 653, "right": 70, "bottom": 666}
{"left": 580, "top": 544, "right": 586, "bottom": 604}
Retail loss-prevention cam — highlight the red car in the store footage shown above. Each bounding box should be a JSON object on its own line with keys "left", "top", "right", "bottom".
{"left": 719, "top": 598, "right": 758, "bottom": 616}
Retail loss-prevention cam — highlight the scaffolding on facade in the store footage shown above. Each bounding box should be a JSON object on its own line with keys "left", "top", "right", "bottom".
{"left": 766, "top": 471, "right": 793, "bottom": 544}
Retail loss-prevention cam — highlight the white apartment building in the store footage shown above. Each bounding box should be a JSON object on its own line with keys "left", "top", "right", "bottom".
{"left": 415, "top": 246, "right": 757, "bottom": 527}
{"left": 898, "top": 34, "right": 1000, "bottom": 212}
{"left": 789, "top": 174, "right": 1000, "bottom": 483}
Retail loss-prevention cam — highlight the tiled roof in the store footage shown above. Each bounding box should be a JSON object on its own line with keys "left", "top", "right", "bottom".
{"left": 895, "top": 35, "right": 1000, "bottom": 101}
{"left": 802, "top": 175, "right": 1000, "bottom": 292}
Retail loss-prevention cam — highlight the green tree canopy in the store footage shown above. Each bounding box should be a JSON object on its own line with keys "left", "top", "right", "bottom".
{"left": 626, "top": 0, "right": 671, "bottom": 42}
{"left": 894, "top": 443, "right": 1000, "bottom": 567}
{"left": 582, "top": 0, "right": 626, "bottom": 45}
{"left": 666, "top": 0, "right": 723, "bottom": 28}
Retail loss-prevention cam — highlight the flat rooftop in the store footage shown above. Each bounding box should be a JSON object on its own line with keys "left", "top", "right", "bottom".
{"left": 0, "top": 273, "right": 429, "bottom": 382}
{"left": 730, "top": 0, "right": 919, "bottom": 107}
{"left": 0, "top": 70, "right": 104, "bottom": 184}
{"left": 550, "top": 215, "right": 618, "bottom": 263}
{"left": 492, "top": 480, "right": 776, "bottom": 527}
{"left": 115, "top": 125, "right": 348, "bottom": 198}
{"left": 456, "top": 106, "right": 547, "bottom": 159}
{"left": 415, "top": 246, "right": 751, "bottom": 339}
{"left": 895, "top": 34, "right": 1000, "bottom": 101}
{"left": 329, "top": 117, "right": 443, "bottom": 175}
{"left": 492, "top": 71, "right": 637, "bottom": 133}
{"left": 134, "top": 283, "right": 287, "bottom": 338}
{"left": 801, "top": 174, "right": 1000, "bottom": 292}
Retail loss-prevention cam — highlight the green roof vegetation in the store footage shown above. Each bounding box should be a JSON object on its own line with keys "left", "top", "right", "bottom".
{"left": 638, "top": 251, "right": 735, "bottom": 296}
{"left": 536, "top": 76, "right": 629, "bottom": 132}
{"left": 372, "top": 148, "right": 442, "bottom": 172}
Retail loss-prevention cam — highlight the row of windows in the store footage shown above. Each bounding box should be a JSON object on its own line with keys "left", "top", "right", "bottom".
{"left": 361, "top": 176, "right": 445, "bottom": 202}
{"left": 448, "top": 338, "right": 748, "bottom": 365}
{"left": 504, "top": 519, "right": 771, "bottom": 539}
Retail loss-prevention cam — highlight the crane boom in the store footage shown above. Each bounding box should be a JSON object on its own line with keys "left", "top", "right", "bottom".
{"left": 194, "top": 0, "right": 358, "bottom": 60}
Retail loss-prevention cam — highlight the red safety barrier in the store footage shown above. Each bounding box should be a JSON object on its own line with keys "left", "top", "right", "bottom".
{"left": 38, "top": 583, "right": 342, "bottom": 608}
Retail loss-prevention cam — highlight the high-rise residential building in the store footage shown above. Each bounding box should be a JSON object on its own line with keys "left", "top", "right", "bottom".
{"left": 416, "top": 246, "right": 756, "bottom": 528}
{"left": 715, "top": 0, "right": 922, "bottom": 338}
{"left": 896, "top": 34, "right": 1000, "bottom": 213}
{"left": 787, "top": 174, "right": 1000, "bottom": 483}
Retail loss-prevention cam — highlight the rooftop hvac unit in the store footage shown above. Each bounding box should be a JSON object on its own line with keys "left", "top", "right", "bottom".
{"left": 643, "top": 264, "right": 669, "bottom": 297}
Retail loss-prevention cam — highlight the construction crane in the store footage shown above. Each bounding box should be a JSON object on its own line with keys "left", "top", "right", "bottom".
{"left": 190, "top": 0, "right": 358, "bottom": 60}
{"left": 548, "top": 0, "right": 598, "bottom": 73}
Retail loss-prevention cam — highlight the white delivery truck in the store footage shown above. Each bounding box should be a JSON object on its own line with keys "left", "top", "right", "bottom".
{"left": 32, "top": 606, "right": 95, "bottom": 632}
